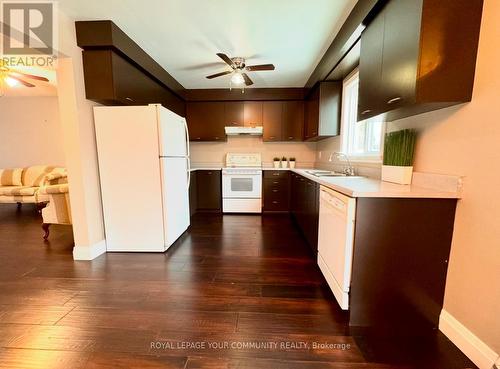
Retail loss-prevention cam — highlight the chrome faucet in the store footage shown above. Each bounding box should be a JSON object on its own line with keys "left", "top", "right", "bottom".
{"left": 328, "top": 152, "right": 356, "bottom": 176}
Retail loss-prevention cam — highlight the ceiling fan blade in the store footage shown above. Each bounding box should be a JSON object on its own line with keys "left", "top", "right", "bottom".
{"left": 246, "top": 64, "right": 275, "bottom": 72}
{"left": 242, "top": 73, "right": 254, "bottom": 86}
{"left": 7, "top": 74, "right": 35, "bottom": 87}
{"left": 206, "top": 70, "right": 233, "bottom": 79}
{"left": 216, "top": 53, "right": 234, "bottom": 68}
{"left": 10, "top": 70, "right": 49, "bottom": 82}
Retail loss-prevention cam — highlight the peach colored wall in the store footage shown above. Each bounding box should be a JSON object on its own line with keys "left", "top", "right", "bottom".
{"left": 0, "top": 97, "right": 65, "bottom": 168}
{"left": 387, "top": 0, "right": 500, "bottom": 352}
{"left": 190, "top": 137, "right": 317, "bottom": 168}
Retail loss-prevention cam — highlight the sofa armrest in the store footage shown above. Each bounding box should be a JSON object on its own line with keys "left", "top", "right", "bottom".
{"left": 42, "top": 171, "right": 68, "bottom": 186}
{"left": 39, "top": 183, "right": 69, "bottom": 195}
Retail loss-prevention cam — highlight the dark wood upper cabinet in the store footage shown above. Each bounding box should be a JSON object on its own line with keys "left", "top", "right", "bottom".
{"left": 76, "top": 21, "right": 185, "bottom": 117}
{"left": 282, "top": 101, "right": 304, "bottom": 142}
{"left": 305, "top": 90, "right": 319, "bottom": 140}
{"left": 81, "top": 50, "right": 185, "bottom": 117}
{"left": 358, "top": 0, "right": 484, "bottom": 121}
{"left": 243, "top": 102, "right": 263, "bottom": 127}
{"left": 358, "top": 11, "right": 384, "bottom": 118}
{"left": 188, "top": 99, "right": 304, "bottom": 142}
{"left": 186, "top": 102, "right": 225, "bottom": 142}
{"left": 224, "top": 102, "right": 244, "bottom": 127}
{"left": 304, "top": 82, "right": 342, "bottom": 141}
{"left": 262, "top": 102, "right": 283, "bottom": 142}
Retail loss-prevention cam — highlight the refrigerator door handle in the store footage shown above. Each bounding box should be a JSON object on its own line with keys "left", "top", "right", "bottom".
{"left": 183, "top": 118, "right": 190, "bottom": 158}
{"left": 184, "top": 118, "right": 191, "bottom": 188}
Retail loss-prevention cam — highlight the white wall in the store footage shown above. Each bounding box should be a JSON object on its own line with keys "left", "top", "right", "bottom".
{"left": 0, "top": 96, "right": 65, "bottom": 169}
{"left": 386, "top": 0, "right": 500, "bottom": 355}
{"left": 190, "top": 137, "right": 317, "bottom": 168}
{"left": 56, "top": 12, "right": 105, "bottom": 259}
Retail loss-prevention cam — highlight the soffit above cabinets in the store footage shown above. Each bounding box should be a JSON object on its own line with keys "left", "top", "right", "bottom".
{"left": 58, "top": 0, "right": 358, "bottom": 88}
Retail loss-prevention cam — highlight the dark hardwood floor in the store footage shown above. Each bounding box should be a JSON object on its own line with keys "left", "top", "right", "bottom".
{"left": 0, "top": 204, "right": 476, "bottom": 369}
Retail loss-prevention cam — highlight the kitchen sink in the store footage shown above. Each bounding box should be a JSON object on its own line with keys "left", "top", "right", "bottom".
{"left": 305, "top": 170, "right": 346, "bottom": 177}
{"left": 305, "top": 170, "right": 364, "bottom": 179}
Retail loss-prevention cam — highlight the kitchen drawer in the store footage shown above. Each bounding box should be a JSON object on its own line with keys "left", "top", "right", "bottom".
{"left": 263, "top": 193, "right": 289, "bottom": 211}
{"left": 264, "top": 177, "right": 289, "bottom": 187}
{"left": 263, "top": 170, "right": 289, "bottom": 179}
{"left": 264, "top": 184, "right": 289, "bottom": 196}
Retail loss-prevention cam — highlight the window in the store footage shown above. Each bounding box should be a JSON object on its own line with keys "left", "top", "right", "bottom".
{"left": 340, "top": 70, "right": 384, "bottom": 161}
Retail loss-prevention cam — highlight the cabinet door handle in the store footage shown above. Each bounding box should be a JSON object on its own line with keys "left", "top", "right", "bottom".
{"left": 272, "top": 201, "right": 279, "bottom": 204}
{"left": 288, "top": 136, "right": 294, "bottom": 140}
{"left": 273, "top": 181, "right": 279, "bottom": 184}
{"left": 269, "top": 136, "right": 275, "bottom": 139}
{"left": 387, "top": 97, "right": 402, "bottom": 104}
{"left": 214, "top": 137, "right": 220, "bottom": 140}
{"left": 272, "top": 173, "right": 280, "bottom": 176}
{"left": 272, "top": 189, "right": 279, "bottom": 193}
{"left": 361, "top": 109, "right": 372, "bottom": 115}
{"left": 312, "top": 132, "right": 317, "bottom": 135}
{"left": 207, "top": 172, "right": 212, "bottom": 175}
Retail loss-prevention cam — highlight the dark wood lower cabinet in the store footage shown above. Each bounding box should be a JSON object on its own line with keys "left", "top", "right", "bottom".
{"left": 263, "top": 171, "right": 290, "bottom": 212}
{"left": 290, "top": 172, "right": 319, "bottom": 252}
{"left": 349, "top": 197, "right": 457, "bottom": 335}
{"left": 189, "top": 170, "right": 197, "bottom": 217}
{"left": 191, "top": 170, "right": 222, "bottom": 213}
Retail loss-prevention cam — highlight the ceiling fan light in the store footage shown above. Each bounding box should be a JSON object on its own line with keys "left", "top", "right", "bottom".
{"left": 5, "top": 77, "right": 19, "bottom": 87}
{"left": 231, "top": 71, "right": 245, "bottom": 85}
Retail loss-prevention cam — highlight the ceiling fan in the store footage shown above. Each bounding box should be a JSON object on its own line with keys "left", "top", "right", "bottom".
{"left": 206, "top": 53, "right": 275, "bottom": 88}
{"left": 0, "top": 61, "right": 50, "bottom": 95}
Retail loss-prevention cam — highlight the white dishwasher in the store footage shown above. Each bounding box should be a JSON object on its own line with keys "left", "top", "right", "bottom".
{"left": 317, "top": 185, "right": 356, "bottom": 310}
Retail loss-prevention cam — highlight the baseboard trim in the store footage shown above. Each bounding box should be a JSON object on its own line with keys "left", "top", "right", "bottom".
{"left": 439, "top": 309, "right": 499, "bottom": 369}
{"left": 73, "top": 239, "right": 107, "bottom": 260}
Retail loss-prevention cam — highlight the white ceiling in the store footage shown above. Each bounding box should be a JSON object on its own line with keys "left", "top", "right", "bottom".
{"left": 58, "top": 0, "right": 358, "bottom": 89}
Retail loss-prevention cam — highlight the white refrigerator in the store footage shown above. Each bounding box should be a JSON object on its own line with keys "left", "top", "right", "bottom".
{"left": 94, "top": 104, "right": 191, "bottom": 252}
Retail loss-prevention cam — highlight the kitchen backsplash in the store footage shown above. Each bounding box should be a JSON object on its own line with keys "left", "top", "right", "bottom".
{"left": 190, "top": 136, "right": 317, "bottom": 168}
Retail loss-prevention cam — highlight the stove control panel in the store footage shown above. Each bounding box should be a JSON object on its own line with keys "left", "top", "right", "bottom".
{"left": 225, "top": 153, "right": 262, "bottom": 168}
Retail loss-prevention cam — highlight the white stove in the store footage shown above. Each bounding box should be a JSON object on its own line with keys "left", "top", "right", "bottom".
{"left": 222, "top": 153, "right": 262, "bottom": 213}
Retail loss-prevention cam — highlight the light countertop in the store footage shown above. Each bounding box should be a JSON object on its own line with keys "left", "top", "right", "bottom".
{"left": 189, "top": 166, "right": 460, "bottom": 199}
{"left": 291, "top": 169, "right": 460, "bottom": 199}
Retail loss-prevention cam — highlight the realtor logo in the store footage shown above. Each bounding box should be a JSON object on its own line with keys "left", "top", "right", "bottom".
{"left": 1, "top": 1, "right": 57, "bottom": 67}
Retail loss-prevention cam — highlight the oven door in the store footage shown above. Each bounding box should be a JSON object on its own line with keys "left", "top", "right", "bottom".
{"left": 222, "top": 174, "right": 262, "bottom": 199}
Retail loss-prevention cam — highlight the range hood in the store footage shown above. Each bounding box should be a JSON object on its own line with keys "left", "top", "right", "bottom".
{"left": 225, "top": 126, "right": 263, "bottom": 136}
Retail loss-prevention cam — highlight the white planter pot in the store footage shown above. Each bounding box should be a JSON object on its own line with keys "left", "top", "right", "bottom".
{"left": 281, "top": 161, "right": 288, "bottom": 168}
{"left": 289, "top": 161, "right": 296, "bottom": 169}
{"left": 273, "top": 161, "right": 280, "bottom": 168}
{"left": 381, "top": 165, "right": 413, "bottom": 185}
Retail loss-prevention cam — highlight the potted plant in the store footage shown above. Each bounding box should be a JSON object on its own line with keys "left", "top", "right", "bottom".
{"left": 273, "top": 157, "right": 280, "bottom": 169}
{"left": 289, "top": 157, "right": 296, "bottom": 169}
{"left": 281, "top": 156, "right": 288, "bottom": 168}
{"left": 382, "top": 129, "right": 417, "bottom": 185}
